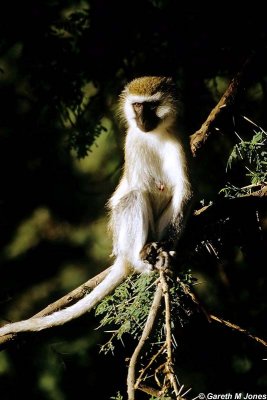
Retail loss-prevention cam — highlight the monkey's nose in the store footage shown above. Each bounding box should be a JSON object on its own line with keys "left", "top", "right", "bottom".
{"left": 136, "top": 117, "right": 158, "bottom": 132}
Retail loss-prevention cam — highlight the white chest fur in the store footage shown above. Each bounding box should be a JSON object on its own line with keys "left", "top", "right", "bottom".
{"left": 125, "top": 127, "right": 186, "bottom": 191}
{"left": 123, "top": 127, "right": 188, "bottom": 219}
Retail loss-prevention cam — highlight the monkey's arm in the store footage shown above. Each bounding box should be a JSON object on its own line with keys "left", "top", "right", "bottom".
{"left": 0, "top": 261, "right": 128, "bottom": 335}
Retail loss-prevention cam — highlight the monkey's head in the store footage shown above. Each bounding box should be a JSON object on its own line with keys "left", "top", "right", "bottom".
{"left": 119, "top": 76, "right": 180, "bottom": 133}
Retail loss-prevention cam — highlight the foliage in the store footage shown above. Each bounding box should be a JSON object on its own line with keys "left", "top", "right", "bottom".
{"left": 96, "top": 269, "right": 197, "bottom": 398}
{"left": 221, "top": 120, "right": 267, "bottom": 198}
{"left": 95, "top": 272, "right": 158, "bottom": 354}
{"left": 95, "top": 270, "right": 196, "bottom": 352}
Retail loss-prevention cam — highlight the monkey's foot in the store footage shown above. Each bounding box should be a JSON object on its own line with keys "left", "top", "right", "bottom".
{"left": 140, "top": 242, "right": 160, "bottom": 266}
{"left": 140, "top": 242, "right": 176, "bottom": 270}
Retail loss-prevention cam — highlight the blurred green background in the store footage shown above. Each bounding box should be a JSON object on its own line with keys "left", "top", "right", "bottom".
{"left": 0, "top": 1, "right": 266, "bottom": 399}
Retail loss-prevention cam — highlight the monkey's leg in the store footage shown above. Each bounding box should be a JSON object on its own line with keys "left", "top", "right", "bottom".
{"left": 110, "top": 191, "right": 154, "bottom": 273}
{"left": 156, "top": 191, "right": 186, "bottom": 246}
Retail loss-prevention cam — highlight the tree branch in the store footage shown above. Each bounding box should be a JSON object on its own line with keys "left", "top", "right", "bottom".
{"left": 178, "top": 279, "right": 267, "bottom": 348}
{"left": 160, "top": 267, "right": 181, "bottom": 398}
{"left": 210, "top": 314, "right": 267, "bottom": 347}
{"left": 190, "top": 57, "right": 251, "bottom": 156}
{"left": 127, "top": 281, "right": 163, "bottom": 400}
{"left": 135, "top": 343, "right": 166, "bottom": 389}
{"left": 0, "top": 267, "right": 111, "bottom": 349}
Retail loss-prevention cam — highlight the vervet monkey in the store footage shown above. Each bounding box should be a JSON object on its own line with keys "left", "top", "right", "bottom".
{"left": 0, "top": 76, "right": 192, "bottom": 335}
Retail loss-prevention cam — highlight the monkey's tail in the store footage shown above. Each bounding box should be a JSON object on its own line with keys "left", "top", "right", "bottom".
{"left": 0, "top": 260, "right": 128, "bottom": 335}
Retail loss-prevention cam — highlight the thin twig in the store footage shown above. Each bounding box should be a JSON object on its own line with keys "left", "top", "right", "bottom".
{"left": 178, "top": 281, "right": 267, "bottom": 348}
{"left": 177, "top": 278, "right": 211, "bottom": 322}
{"left": 127, "top": 283, "right": 163, "bottom": 400}
{"left": 210, "top": 314, "right": 267, "bottom": 347}
{"left": 135, "top": 343, "right": 166, "bottom": 388}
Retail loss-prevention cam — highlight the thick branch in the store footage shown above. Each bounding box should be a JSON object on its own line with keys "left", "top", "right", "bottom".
{"left": 0, "top": 267, "right": 111, "bottom": 349}
{"left": 35, "top": 267, "right": 111, "bottom": 318}
{"left": 190, "top": 58, "right": 251, "bottom": 156}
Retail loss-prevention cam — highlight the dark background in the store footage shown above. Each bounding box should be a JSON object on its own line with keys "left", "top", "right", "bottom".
{"left": 0, "top": 1, "right": 266, "bottom": 399}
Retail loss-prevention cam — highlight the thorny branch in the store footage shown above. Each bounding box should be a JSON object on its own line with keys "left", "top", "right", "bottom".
{"left": 133, "top": 252, "right": 191, "bottom": 400}
{"left": 160, "top": 267, "right": 182, "bottom": 398}
{"left": 135, "top": 343, "right": 166, "bottom": 389}
{"left": 133, "top": 259, "right": 267, "bottom": 399}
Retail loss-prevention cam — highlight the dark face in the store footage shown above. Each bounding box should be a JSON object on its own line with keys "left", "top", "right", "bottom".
{"left": 132, "top": 101, "right": 160, "bottom": 132}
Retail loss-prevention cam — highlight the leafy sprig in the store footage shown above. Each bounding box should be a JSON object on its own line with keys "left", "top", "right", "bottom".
{"left": 95, "top": 270, "right": 196, "bottom": 354}
{"left": 221, "top": 119, "right": 267, "bottom": 198}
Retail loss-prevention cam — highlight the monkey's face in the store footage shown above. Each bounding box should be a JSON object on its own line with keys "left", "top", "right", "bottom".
{"left": 128, "top": 93, "right": 176, "bottom": 132}
{"left": 121, "top": 76, "right": 179, "bottom": 133}
{"left": 132, "top": 101, "right": 160, "bottom": 132}
{"left": 124, "top": 94, "right": 177, "bottom": 133}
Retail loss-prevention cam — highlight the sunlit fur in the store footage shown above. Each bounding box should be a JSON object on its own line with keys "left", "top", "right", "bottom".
{"left": 0, "top": 76, "right": 192, "bottom": 335}
{"left": 110, "top": 76, "right": 192, "bottom": 273}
